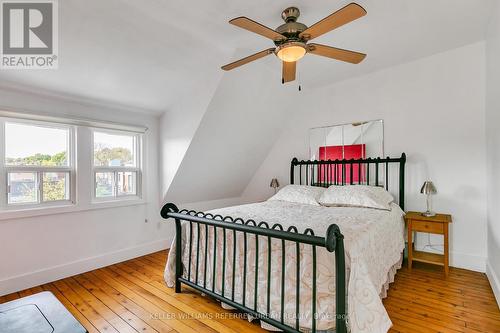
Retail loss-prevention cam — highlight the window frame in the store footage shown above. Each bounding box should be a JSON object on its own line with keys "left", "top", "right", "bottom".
{"left": 0, "top": 118, "right": 76, "bottom": 210}
{"left": 91, "top": 128, "right": 142, "bottom": 202}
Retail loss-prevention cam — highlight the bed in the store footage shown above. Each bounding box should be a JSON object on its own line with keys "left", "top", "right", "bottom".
{"left": 161, "top": 154, "right": 406, "bottom": 333}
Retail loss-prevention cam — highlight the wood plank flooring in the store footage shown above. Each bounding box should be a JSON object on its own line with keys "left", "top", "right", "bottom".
{"left": 1, "top": 250, "right": 499, "bottom": 333}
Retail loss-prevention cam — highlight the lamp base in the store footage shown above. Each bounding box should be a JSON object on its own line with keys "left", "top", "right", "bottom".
{"left": 421, "top": 211, "right": 436, "bottom": 217}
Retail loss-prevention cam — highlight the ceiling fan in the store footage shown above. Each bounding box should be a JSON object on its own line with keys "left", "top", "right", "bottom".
{"left": 221, "top": 3, "right": 367, "bottom": 84}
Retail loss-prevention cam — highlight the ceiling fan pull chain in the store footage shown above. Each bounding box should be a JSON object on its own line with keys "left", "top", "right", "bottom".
{"left": 298, "top": 66, "right": 302, "bottom": 91}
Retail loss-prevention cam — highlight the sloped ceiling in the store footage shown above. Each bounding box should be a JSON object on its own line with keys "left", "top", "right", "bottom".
{"left": 0, "top": 0, "right": 491, "bottom": 205}
{"left": 0, "top": 0, "right": 490, "bottom": 113}
{"left": 163, "top": 58, "right": 301, "bottom": 203}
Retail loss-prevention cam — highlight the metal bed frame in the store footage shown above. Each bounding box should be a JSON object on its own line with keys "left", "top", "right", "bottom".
{"left": 161, "top": 153, "right": 406, "bottom": 333}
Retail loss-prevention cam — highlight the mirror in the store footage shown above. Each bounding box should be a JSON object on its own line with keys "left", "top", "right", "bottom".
{"left": 309, "top": 120, "right": 384, "bottom": 161}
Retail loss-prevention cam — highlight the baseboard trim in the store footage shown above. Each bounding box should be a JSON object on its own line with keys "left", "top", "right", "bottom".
{"left": 450, "top": 252, "right": 486, "bottom": 272}
{"left": 486, "top": 261, "right": 500, "bottom": 308}
{"left": 0, "top": 239, "right": 169, "bottom": 296}
{"left": 414, "top": 245, "right": 486, "bottom": 272}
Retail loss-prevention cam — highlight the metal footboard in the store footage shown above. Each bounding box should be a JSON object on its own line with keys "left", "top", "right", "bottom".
{"left": 160, "top": 203, "right": 347, "bottom": 333}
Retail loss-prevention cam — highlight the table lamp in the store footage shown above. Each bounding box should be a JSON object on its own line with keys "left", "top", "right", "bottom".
{"left": 270, "top": 178, "right": 280, "bottom": 194}
{"left": 420, "top": 181, "right": 437, "bottom": 217}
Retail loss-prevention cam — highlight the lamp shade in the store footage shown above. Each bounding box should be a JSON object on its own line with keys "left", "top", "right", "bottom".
{"left": 420, "top": 181, "right": 437, "bottom": 195}
{"left": 270, "top": 178, "right": 280, "bottom": 188}
{"left": 276, "top": 42, "right": 307, "bottom": 62}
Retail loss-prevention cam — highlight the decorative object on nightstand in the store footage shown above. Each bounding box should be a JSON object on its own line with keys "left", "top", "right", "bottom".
{"left": 270, "top": 178, "right": 280, "bottom": 193}
{"left": 405, "top": 211, "right": 452, "bottom": 276}
{"left": 420, "top": 180, "right": 437, "bottom": 217}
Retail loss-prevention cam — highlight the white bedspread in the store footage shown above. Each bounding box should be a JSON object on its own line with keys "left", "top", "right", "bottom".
{"left": 164, "top": 201, "right": 405, "bottom": 333}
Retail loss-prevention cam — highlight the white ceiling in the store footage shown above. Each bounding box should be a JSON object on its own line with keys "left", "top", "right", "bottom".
{"left": 0, "top": 0, "right": 490, "bottom": 114}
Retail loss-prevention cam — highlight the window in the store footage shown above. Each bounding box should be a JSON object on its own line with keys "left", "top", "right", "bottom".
{"left": 1, "top": 120, "right": 74, "bottom": 207}
{"left": 0, "top": 114, "right": 146, "bottom": 215}
{"left": 92, "top": 130, "right": 141, "bottom": 200}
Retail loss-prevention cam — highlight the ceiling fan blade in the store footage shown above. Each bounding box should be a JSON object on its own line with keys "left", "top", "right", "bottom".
{"left": 307, "top": 43, "right": 366, "bottom": 64}
{"left": 229, "top": 17, "right": 286, "bottom": 41}
{"left": 299, "top": 3, "right": 366, "bottom": 41}
{"left": 221, "top": 48, "right": 275, "bottom": 71}
{"left": 282, "top": 61, "right": 296, "bottom": 83}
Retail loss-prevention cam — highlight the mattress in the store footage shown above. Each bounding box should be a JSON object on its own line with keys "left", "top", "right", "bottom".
{"left": 164, "top": 200, "right": 405, "bottom": 333}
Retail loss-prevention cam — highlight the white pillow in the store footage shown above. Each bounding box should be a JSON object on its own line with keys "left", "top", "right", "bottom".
{"left": 268, "top": 185, "right": 325, "bottom": 206}
{"left": 318, "top": 185, "right": 394, "bottom": 210}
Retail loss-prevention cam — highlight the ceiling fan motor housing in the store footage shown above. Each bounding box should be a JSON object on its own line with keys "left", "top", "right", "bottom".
{"left": 275, "top": 7, "right": 308, "bottom": 43}
{"left": 281, "top": 7, "right": 300, "bottom": 22}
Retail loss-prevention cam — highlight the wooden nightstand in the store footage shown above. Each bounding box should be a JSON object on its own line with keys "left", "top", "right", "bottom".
{"left": 405, "top": 211, "right": 452, "bottom": 276}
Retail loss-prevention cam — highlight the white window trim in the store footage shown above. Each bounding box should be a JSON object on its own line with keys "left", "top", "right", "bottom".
{"left": 0, "top": 115, "right": 148, "bottom": 221}
{"left": 90, "top": 128, "right": 143, "bottom": 203}
{"left": 0, "top": 110, "right": 148, "bottom": 133}
{"left": 0, "top": 118, "right": 76, "bottom": 211}
{"left": 0, "top": 197, "right": 147, "bottom": 221}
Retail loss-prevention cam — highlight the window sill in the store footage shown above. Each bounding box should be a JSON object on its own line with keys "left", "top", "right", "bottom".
{"left": 0, "top": 198, "right": 146, "bottom": 221}
{"left": 91, "top": 197, "right": 144, "bottom": 209}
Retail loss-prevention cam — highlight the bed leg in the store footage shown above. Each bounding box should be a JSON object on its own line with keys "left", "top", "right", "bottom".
{"left": 175, "top": 217, "right": 182, "bottom": 293}
{"left": 335, "top": 232, "right": 347, "bottom": 333}
{"left": 326, "top": 224, "right": 347, "bottom": 333}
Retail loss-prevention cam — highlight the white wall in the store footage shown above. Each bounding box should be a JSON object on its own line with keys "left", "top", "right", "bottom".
{"left": 162, "top": 55, "right": 301, "bottom": 207}
{"left": 486, "top": 0, "right": 500, "bottom": 305}
{"left": 243, "top": 42, "right": 488, "bottom": 272}
{"left": 159, "top": 67, "right": 224, "bottom": 203}
{"left": 0, "top": 87, "right": 170, "bottom": 295}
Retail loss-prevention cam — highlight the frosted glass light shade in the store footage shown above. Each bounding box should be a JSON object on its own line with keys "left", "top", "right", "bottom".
{"left": 276, "top": 44, "right": 306, "bottom": 62}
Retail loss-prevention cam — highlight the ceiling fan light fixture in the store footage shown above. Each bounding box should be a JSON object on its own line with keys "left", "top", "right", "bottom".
{"left": 276, "top": 42, "right": 306, "bottom": 62}
{"left": 222, "top": 3, "right": 367, "bottom": 82}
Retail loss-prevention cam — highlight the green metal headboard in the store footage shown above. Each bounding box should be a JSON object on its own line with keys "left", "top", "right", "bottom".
{"left": 290, "top": 153, "right": 406, "bottom": 210}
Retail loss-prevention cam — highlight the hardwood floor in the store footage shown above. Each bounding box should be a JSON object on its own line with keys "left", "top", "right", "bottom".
{"left": 1, "top": 251, "right": 499, "bottom": 333}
